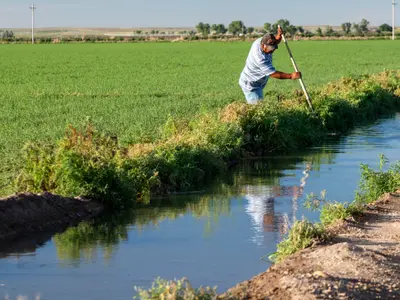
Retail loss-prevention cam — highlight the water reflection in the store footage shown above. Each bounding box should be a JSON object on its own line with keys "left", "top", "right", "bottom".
{"left": 52, "top": 150, "right": 334, "bottom": 262}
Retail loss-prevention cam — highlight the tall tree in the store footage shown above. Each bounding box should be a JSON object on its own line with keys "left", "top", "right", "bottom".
{"left": 341, "top": 22, "right": 352, "bottom": 34}
{"left": 352, "top": 23, "right": 362, "bottom": 35}
{"left": 378, "top": 23, "right": 393, "bottom": 32}
{"left": 297, "top": 26, "right": 305, "bottom": 34}
{"left": 196, "top": 22, "right": 210, "bottom": 37}
{"left": 264, "top": 22, "right": 272, "bottom": 32}
{"left": 316, "top": 27, "right": 323, "bottom": 37}
{"left": 216, "top": 24, "right": 227, "bottom": 34}
{"left": 196, "top": 22, "right": 205, "bottom": 34}
{"left": 325, "top": 26, "right": 335, "bottom": 36}
{"left": 359, "top": 18, "right": 370, "bottom": 33}
{"left": 272, "top": 19, "right": 297, "bottom": 37}
{"left": 0, "top": 30, "right": 14, "bottom": 39}
{"left": 247, "top": 27, "right": 255, "bottom": 36}
{"left": 228, "top": 20, "right": 246, "bottom": 35}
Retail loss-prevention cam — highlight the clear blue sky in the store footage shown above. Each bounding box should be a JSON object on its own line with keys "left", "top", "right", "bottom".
{"left": 0, "top": 0, "right": 397, "bottom": 28}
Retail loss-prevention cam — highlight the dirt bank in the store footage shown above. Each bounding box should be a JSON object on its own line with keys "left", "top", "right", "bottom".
{"left": 221, "top": 190, "right": 400, "bottom": 299}
{"left": 0, "top": 192, "right": 103, "bottom": 243}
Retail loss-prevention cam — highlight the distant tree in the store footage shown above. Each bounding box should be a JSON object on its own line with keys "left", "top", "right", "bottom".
{"left": 247, "top": 27, "right": 255, "bottom": 36}
{"left": 228, "top": 20, "right": 246, "bottom": 35}
{"left": 264, "top": 22, "right": 272, "bottom": 32}
{"left": 352, "top": 23, "right": 362, "bottom": 35}
{"left": 341, "top": 22, "right": 352, "bottom": 34}
{"left": 0, "top": 30, "right": 14, "bottom": 39}
{"left": 378, "top": 23, "right": 392, "bottom": 32}
{"left": 150, "top": 30, "right": 156, "bottom": 34}
{"left": 211, "top": 24, "right": 218, "bottom": 32}
{"left": 216, "top": 24, "right": 227, "bottom": 34}
{"left": 360, "top": 18, "right": 370, "bottom": 33}
{"left": 196, "top": 22, "right": 205, "bottom": 33}
{"left": 272, "top": 19, "right": 297, "bottom": 37}
{"left": 203, "top": 23, "right": 211, "bottom": 37}
{"left": 196, "top": 22, "right": 211, "bottom": 37}
{"left": 297, "top": 26, "right": 305, "bottom": 34}
{"left": 135, "top": 30, "right": 142, "bottom": 35}
{"left": 325, "top": 26, "right": 335, "bottom": 36}
{"left": 272, "top": 19, "right": 290, "bottom": 33}
{"left": 316, "top": 27, "right": 323, "bottom": 37}
{"left": 304, "top": 30, "right": 313, "bottom": 37}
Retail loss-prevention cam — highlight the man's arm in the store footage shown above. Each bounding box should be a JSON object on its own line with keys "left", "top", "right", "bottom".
{"left": 270, "top": 71, "right": 301, "bottom": 80}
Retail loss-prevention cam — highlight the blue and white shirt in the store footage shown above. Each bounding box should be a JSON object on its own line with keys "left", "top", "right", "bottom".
{"left": 239, "top": 38, "right": 276, "bottom": 91}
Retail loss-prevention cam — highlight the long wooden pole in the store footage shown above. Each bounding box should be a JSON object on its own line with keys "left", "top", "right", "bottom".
{"left": 278, "top": 25, "right": 314, "bottom": 112}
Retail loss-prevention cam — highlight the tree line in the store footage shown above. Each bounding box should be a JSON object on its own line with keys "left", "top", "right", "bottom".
{"left": 196, "top": 19, "right": 395, "bottom": 37}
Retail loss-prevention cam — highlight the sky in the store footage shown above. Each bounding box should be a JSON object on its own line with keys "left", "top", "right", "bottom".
{"left": 0, "top": 0, "right": 398, "bottom": 28}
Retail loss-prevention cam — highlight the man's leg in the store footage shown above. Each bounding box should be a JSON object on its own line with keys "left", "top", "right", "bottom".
{"left": 243, "top": 88, "right": 264, "bottom": 105}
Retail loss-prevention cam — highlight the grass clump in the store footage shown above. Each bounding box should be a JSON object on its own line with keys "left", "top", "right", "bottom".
{"left": 15, "top": 124, "right": 160, "bottom": 207}
{"left": 134, "top": 277, "right": 217, "bottom": 300}
{"left": 304, "top": 190, "right": 363, "bottom": 227}
{"left": 275, "top": 220, "right": 328, "bottom": 263}
{"left": 320, "top": 203, "right": 362, "bottom": 227}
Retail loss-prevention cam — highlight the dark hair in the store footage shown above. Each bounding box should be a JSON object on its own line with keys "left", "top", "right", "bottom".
{"left": 261, "top": 33, "right": 277, "bottom": 45}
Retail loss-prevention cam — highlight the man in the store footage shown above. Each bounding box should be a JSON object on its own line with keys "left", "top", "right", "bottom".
{"left": 239, "top": 27, "right": 301, "bottom": 104}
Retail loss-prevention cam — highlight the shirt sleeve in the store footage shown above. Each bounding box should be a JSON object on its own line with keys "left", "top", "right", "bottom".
{"left": 260, "top": 57, "right": 276, "bottom": 76}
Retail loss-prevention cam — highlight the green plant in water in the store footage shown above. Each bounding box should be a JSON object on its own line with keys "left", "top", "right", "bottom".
{"left": 304, "top": 190, "right": 363, "bottom": 226}
{"left": 133, "top": 277, "right": 217, "bottom": 300}
{"left": 355, "top": 154, "right": 400, "bottom": 205}
{"left": 275, "top": 220, "right": 328, "bottom": 263}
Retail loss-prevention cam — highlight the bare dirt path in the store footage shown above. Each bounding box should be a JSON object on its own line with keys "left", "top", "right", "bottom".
{"left": 221, "top": 190, "right": 400, "bottom": 299}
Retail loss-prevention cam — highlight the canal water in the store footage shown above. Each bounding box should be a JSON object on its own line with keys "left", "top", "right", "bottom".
{"left": 1, "top": 114, "right": 399, "bottom": 300}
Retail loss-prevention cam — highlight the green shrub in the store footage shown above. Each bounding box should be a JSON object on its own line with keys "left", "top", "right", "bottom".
{"left": 134, "top": 277, "right": 217, "bottom": 300}
{"left": 320, "top": 202, "right": 362, "bottom": 226}
{"left": 276, "top": 220, "right": 328, "bottom": 262}
{"left": 356, "top": 154, "right": 400, "bottom": 205}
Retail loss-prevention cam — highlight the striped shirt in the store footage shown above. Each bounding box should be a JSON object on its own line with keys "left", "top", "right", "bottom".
{"left": 239, "top": 38, "right": 276, "bottom": 91}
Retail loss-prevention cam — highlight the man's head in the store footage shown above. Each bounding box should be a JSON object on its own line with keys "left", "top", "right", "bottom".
{"left": 261, "top": 33, "right": 279, "bottom": 54}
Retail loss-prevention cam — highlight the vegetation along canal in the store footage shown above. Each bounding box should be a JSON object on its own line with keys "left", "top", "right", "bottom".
{"left": 0, "top": 113, "right": 399, "bottom": 299}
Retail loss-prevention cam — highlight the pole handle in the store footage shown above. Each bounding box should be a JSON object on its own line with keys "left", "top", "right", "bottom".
{"left": 278, "top": 25, "right": 314, "bottom": 112}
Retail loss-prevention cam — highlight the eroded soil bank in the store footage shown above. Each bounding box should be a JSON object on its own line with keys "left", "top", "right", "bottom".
{"left": 0, "top": 192, "right": 103, "bottom": 244}
{"left": 221, "top": 190, "right": 400, "bottom": 300}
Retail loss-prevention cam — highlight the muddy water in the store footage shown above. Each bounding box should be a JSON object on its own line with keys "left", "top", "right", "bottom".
{"left": 1, "top": 114, "right": 399, "bottom": 300}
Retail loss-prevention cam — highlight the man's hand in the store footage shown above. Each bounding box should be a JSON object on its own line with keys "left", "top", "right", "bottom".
{"left": 276, "top": 26, "right": 284, "bottom": 43}
{"left": 290, "top": 72, "right": 302, "bottom": 80}
{"left": 277, "top": 26, "right": 284, "bottom": 36}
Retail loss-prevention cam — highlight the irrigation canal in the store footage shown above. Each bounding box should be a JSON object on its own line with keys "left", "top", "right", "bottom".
{"left": 1, "top": 113, "right": 399, "bottom": 300}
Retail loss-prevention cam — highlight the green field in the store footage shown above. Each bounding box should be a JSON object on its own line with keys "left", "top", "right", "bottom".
{"left": 1, "top": 40, "right": 400, "bottom": 194}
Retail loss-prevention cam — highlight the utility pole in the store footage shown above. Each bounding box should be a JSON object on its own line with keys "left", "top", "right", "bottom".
{"left": 393, "top": 0, "right": 397, "bottom": 40}
{"left": 29, "top": 4, "right": 36, "bottom": 44}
